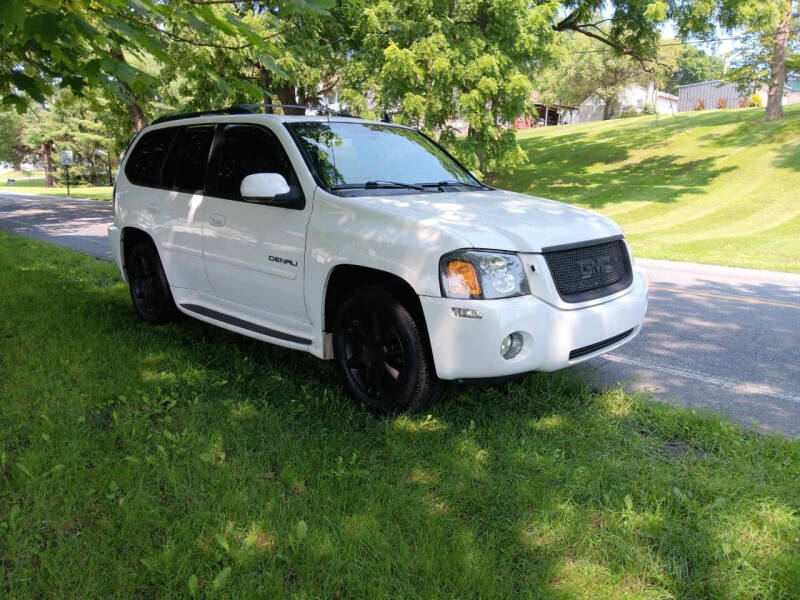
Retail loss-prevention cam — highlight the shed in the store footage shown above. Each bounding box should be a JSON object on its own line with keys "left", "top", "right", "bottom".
{"left": 677, "top": 80, "right": 744, "bottom": 112}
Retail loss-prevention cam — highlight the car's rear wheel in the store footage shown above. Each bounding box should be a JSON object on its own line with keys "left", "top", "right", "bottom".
{"left": 127, "top": 241, "right": 177, "bottom": 324}
{"left": 333, "top": 286, "right": 441, "bottom": 413}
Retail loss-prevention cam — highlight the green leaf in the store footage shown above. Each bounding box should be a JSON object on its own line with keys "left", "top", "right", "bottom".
{"left": 296, "top": 520, "right": 308, "bottom": 541}
{"left": 0, "top": 0, "right": 25, "bottom": 34}
{"left": 214, "top": 533, "right": 230, "bottom": 553}
{"left": 188, "top": 574, "right": 199, "bottom": 597}
{"left": 16, "top": 462, "right": 34, "bottom": 479}
{"left": 211, "top": 566, "right": 232, "bottom": 591}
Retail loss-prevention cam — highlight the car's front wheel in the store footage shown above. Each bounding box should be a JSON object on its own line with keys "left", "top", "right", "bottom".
{"left": 127, "top": 241, "right": 178, "bottom": 324}
{"left": 333, "top": 286, "right": 441, "bottom": 413}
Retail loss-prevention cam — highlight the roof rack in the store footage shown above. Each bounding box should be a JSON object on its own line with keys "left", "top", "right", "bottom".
{"left": 233, "top": 103, "right": 357, "bottom": 118}
{"left": 150, "top": 106, "right": 254, "bottom": 125}
{"left": 150, "top": 103, "right": 358, "bottom": 125}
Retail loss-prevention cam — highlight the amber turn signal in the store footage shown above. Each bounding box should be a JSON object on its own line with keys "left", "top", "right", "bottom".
{"left": 444, "top": 260, "right": 482, "bottom": 297}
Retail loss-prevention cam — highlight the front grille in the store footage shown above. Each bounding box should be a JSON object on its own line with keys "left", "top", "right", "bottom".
{"left": 543, "top": 236, "right": 632, "bottom": 302}
{"left": 569, "top": 328, "right": 635, "bottom": 360}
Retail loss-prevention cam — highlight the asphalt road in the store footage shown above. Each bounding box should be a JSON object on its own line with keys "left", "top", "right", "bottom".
{"left": 2, "top": 191, "right": 799, "bottom": 436}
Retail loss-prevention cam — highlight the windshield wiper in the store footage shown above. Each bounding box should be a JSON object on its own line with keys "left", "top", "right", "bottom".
{"left": 332, "top": 180, "right": 425, "bottom": 191}
{"left": 417, "top": 180, "right": 485, "bottom": 189}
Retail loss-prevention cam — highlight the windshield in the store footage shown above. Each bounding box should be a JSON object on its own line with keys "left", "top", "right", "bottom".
{"left": 286, "top": 122, "right": 480, "bottom": 192}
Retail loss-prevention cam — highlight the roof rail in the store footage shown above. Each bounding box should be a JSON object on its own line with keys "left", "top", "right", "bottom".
{"left": 233, "top": 103, "right": 357, "bottom": 118}
{"left": 150, "top": 106, "right": 255, "bottom": 125}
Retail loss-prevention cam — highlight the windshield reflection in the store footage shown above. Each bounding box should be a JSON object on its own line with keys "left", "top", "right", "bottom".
{"left": 287, "top": 122, "right": 478, "bottom": 192}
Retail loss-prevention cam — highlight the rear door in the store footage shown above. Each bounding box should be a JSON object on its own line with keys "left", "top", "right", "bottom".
{"left": 122, "top": 125, "right": 211, "bottom": 292}
{"left": 201, "top": 123, "right": 312, "bottom": 323}
{"left": 156, "top": 125, "right": 216, "bottom": 293}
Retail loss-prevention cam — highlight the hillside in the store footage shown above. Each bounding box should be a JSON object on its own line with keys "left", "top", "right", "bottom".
{"left": 494, "top": 105, "right": 800, "bottom": 273}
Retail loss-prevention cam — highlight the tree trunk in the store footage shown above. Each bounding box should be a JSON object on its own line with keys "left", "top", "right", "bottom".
{"left": 42, "top": 141, "right": 55, "bottom": 187}
{"left": 109, "top": 48, "right": 149, "bottom": 132}
{"left": 764, "top": 6, "right": 793, "bottom": 121}
{"left": 278, "top": 85, "right": 306, "bottom": 115}
{"left": 125, "top": 96, "right": 148, "bottom": 132}
{"left": 602, "top": 99, "right": 616, "bottom": 120}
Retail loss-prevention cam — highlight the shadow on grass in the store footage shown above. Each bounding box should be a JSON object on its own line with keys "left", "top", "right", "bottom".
{"left": 500, "top": 145, "right": 735, "bottom": 210}
{"left": 493, "top": 108, "right": 791, "bottom": 209}
{"left": 2, "top": 234, "right": 799, "bottom": 599}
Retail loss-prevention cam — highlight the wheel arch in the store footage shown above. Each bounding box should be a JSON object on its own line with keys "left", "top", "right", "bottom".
{"left": 323, "top": 265, "right": 428, "bottom": 336}
{"left": 120, "top": 226, "right": 156, "bottom": 278}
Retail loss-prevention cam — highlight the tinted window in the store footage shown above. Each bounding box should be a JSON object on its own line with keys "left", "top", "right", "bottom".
{"left": 173, "top": 126, "right": 215, "bottom": 192}
{"left": 210, "top": 125, "right": 294, "bottom": 199}
{"left": 124, "top": 128, "right": 176, "bottom": 187}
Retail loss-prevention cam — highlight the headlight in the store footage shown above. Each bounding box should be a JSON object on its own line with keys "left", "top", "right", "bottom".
{"left": 439, "top": 250, "right": 530, "bottom": 299}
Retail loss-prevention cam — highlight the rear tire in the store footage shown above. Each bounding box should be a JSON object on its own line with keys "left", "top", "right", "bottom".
{"left": 127, "top": 241, "right": 178, "bottom": 324}
{"left": 333, "top": 286, "right": 441, "bottom": 413}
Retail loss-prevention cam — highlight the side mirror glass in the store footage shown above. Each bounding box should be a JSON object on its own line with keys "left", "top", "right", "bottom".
{"left": 240, "top": 173, "right": 291, "bottom": 202}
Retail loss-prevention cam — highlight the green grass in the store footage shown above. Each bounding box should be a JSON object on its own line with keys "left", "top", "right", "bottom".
{"left": 1, "top": 170, "right": 44, "bottom": 181}
{"left": 2, "top": 181, "right": 112, "bottom": 201}
{"left": 494, "top": 106, "right": 800, "bottom": 273}
{"left": 1, "top": 233, "right": 799, "bottom": 598}
{"left": 2, "top": 170, "right": 112, "bottom": 201}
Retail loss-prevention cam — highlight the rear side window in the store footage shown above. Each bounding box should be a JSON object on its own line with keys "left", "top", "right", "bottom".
{"left": 209, "top": 125, "right": 295, "bottom": 200}
{"left": 173, "top": 126, "right": 216, "bottom": 193}
{"left": 124, "top": 128, "right": 176, "bottom": 187}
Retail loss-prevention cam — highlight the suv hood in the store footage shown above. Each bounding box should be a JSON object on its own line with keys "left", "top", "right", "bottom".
{"left": 364, "top": 189, "right": 622, "bottom": 252}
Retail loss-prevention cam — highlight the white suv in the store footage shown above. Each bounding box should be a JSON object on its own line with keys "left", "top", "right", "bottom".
{"left": 109, "top": 107, "right": 648, "bottom": 411}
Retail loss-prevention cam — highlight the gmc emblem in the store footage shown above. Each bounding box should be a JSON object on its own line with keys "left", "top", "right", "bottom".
{"left": 576, "top": 255, "right": 614, "bottom": 279}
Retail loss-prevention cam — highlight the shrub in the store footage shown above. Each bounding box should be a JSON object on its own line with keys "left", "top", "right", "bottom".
{"left": 693, "top": 98, "right": 705, "bottom": 111}
{"left": 739, "top": 97, "right": 749, "bottom": 108}
{"left": 717, "top": 98, "right": 728, "bottom": 109}
{"left": 750, "top": 93, "right": 763, "bottom": 107}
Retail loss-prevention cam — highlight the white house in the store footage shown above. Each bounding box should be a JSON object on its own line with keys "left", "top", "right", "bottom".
{"left": 578, "top": 83, "right": 677, "bottom": 122}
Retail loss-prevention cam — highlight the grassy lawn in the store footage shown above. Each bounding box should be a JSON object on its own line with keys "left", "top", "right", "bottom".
{"left": 494, "top": 105, "right": 800, "bottom": 273}
{"left": 1, "top": 232, "right": 799, "bottom": 598}
{"left": 2, "top": 172, "right": 112, "bottom": 201}
{"left": 1, "top": 170, "right": 45, "bottom": 181}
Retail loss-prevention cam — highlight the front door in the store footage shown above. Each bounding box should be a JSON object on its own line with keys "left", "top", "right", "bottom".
{"left": 201, "top": 123, "right": 311, "bottom": 324}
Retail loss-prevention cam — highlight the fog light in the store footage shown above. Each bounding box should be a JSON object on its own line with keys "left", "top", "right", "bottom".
{"left": 501, "top": 332, "right": 523, "bottom": 359}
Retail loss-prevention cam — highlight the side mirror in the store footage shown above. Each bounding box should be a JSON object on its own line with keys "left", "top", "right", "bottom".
{"left": 241, "top": 173, "right": 291, "bottom": 201}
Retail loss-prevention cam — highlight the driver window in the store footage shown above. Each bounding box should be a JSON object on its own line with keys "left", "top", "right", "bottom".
{"left": 211, "top": 125, "right": 295, "bottom": 200}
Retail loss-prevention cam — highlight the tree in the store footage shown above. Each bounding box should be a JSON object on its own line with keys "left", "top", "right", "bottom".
{"left": 0, "top": 0, "right": 328, "bottom": 127}
{"left": 537, "top": 34, "right": 652, "bottom": 119}
{"left": 553, "top": 1, "right": 798, "bottom": 121}
{"left": 158, "top": 2, "right": 352, "bottom": 116}
{"left": 664, "top": 45, "right": 726, "bottom": 94}
{"left": 341, "top": 0, "right": 559, "bottom": 176}
{"left": 20, "top": 106, "right": 63, "bottom": 186}
{"left": 0, "top": 111, "right": 24, "bottom": 168}
{"left": 726, "top": 3, "right": 798, "bottom": 119}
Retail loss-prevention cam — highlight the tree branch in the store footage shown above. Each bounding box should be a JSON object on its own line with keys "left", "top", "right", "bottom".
{"left": 114, "top": 12, "right": 253, "bottom": 50}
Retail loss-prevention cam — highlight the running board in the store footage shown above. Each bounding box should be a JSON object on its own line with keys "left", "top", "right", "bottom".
{"left": 180, "top": 303, "right": 312, "bottom": 345}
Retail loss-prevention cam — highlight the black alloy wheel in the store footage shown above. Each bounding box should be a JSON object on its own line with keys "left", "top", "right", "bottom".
{"left": 333, "top": 286, "right": 441, "bottom": 413}
{"left": 127, "top": 242, "right": 178, "bottom": 324}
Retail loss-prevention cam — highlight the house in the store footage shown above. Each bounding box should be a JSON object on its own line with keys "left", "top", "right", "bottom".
{"left": 786, "top": 81, "right": 800, "bottom": 105}
{"left": 577, "top": 83, "right": 677, "bottom": 123}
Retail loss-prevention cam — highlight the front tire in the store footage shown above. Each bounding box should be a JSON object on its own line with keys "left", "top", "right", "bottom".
{"left": 333, "top": 286, "right": 441, "bottom": 413}
{"left": 127, "top": 241, "right": 177, "bottom": 324}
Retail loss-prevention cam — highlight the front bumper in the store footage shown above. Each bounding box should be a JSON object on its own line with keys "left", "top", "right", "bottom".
{"left": 420, "top": 267, "right": 648, "bottom": 380}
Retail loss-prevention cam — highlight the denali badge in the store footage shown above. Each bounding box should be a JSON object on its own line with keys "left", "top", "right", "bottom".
{"left": 577, "top": 255, "right": 614, "bottom": 279}
{"left": 269, "top": 255, "right": 298, "bottom": 267}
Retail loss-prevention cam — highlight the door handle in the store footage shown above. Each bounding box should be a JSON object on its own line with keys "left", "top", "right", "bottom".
{"left": 209, "top": 214, "right": 226, "bottom": 227}
{"left": 146, "top": 203, "right": 160, "bottom": 214}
